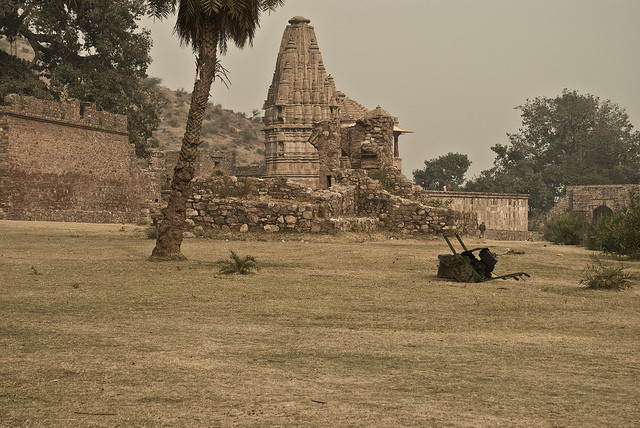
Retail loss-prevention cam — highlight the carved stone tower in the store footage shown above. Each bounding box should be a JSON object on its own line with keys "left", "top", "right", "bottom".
{"left": 262, "top": 16, "right": 339, "bottom": 188}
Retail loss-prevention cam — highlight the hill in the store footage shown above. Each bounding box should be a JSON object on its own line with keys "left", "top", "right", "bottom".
{"left": 153, "top": 86, "right": 265, "bottom": 167}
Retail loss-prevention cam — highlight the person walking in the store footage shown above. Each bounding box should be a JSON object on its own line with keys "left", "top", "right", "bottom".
{"left": 479, "top": 221, "right": 486, "bottom": 239}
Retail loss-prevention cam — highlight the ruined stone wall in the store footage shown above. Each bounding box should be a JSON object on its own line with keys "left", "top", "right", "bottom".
{"left": 340, "top": 170, "right": 476, "bottom": 235}
{"left": 342, "top": 115, "right": 396, "bottom": 170}
{"left": 420, "top": 191, "right": 529, "bottom": 232}
{"left": 0, "top": 95, "right": 154, "bottom": 223}
{"left": 162, "top": 150, "right": 235, "bottom": 179}
{"left": 311, "top": 113, "right": 409, "bottom": 192}
{"left": 549, "top": 184, "right": 640, "bottom": 219}
{"left": 181, "top": 172, "right": 476, "bottom": 235}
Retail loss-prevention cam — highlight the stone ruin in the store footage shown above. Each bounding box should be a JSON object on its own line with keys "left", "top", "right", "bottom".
{"left": 262, "top": 16, "right": 413, "bottom": 190}
{"left": 0, "top": 15, "right": 534, "bottom": 239}
{"left": 548, "top": 184, "right": 640, "bottom": 222}
{"left": 173, "top": 16, "right": 532, "bottom": 238}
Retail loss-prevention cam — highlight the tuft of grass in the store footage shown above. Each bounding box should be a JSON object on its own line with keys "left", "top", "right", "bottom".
{"left": 145, "top": 226, "right": 158, "bottom": 240}
{"left": 218, "top": 250, "right": 259, "bottom": 275}
{"left": 580, "top": 256, "right": 633, "bottom": 290}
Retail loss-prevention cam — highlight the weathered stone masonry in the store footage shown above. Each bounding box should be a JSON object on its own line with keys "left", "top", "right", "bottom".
{"left": 549, "top": 184, "right": 640, "bottom": 221}
{"left": 182, "top": 172, "right": 476, "bottom": 235}
{"left": 0, "top": 94, "right": 155, "bottom": 223}
{"left": 420, "top": 191, "right": 529, "bottom": 232}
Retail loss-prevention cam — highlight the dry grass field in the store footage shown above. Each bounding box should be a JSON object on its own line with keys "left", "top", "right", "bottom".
{"left": 1, "top": 220, "right": 639, "bottom": 427}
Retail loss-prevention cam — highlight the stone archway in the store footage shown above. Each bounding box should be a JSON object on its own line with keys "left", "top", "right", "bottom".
{"left": 592, "top": 204, "right": 613, "bottom": 223}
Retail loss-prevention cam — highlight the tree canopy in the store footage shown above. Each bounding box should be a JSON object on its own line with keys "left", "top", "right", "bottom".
{"left": 0, "top": 0, "right": 161, "bottom": 157}
{"left": 413, "top": 152, "right": 471, "bottom": 190}
{"left": 465, "top": 89, "right": 640, "bottom": 215}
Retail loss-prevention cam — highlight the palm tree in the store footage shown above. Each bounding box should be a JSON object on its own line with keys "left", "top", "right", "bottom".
{"left": 147, "top": 0, "right": 284, "bottom": 258}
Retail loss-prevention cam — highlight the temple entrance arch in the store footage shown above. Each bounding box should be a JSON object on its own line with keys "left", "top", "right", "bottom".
{"left": 592, "top": 204, "right": 613, "bottom": 223}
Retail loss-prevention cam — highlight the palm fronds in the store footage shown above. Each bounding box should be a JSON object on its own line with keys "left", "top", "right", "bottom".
{"left": 218, "top": 250, "right": 259, "bottom": 274}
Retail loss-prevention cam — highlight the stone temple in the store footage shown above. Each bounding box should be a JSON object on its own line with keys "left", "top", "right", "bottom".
{"left": 262, "top": 16, "right": 412, "bottom": 189}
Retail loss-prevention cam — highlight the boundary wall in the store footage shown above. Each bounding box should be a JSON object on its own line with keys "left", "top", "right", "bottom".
{"left": 548, "top": 184, "right": 640, "bottom": 223}
{"left": 0, "top": 95, "right": 154, "bottom": 223}
{"left": 180, "top": 172, "right": 477, "bottom": 235}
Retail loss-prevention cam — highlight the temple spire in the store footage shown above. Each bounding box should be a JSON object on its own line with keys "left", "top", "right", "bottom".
{"left": 262, "top": 16, "right": 339, "bottom": 188}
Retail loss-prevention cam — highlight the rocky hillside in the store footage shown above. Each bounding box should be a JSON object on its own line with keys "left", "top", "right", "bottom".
{"left": 153, "top": 86, "right": 265, "bottom": 166}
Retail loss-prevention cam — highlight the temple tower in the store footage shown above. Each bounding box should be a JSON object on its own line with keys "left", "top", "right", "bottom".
{"left": 262, "top": 16, "right": 339, "bottom": 188}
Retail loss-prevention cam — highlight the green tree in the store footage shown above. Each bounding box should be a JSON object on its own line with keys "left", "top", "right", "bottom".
{"left": 147, "top": 0, "right": 284, "bottom": 258}
{"left": 413, "top": 152, "right": 471, "bottom": 190}
{"left": 465, "top": 90, "right": 640, "bottom": 216}
{"left": 589, "top": 193, "right": 640, "bottom": 260}
{"left": 0, "top": 0, "right": 160, "bottom": 157}
{"left": 0, "top": 50, "right": 52, "bottom": 100}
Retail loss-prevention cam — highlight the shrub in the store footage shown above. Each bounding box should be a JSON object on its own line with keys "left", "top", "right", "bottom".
{"left": 218, "top": 250, "right": 259, "bottom": 275}
{"left": 317, "top": 204, "right": 329, "bottom": 219}
{"left": 419, "top": 196, "right": 452, "bottom": 208}
{"left": 589, "top": 193, "right": 640, "bottom": 260}
{"left": 145, "top": 226, "right": 158, "bottom": 240}
{"left": 580, "top": 256, "right": 633, "bottom": 290}
{"left": 367, "top": 170, "right": 395, "bottom": 193}
{"left": 543, "top": 210, "right": 590, "bottom": 245}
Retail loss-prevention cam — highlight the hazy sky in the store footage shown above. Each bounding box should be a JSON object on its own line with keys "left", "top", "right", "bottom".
{"left": 141, "top": 0, "right": 640, "bottom": 179}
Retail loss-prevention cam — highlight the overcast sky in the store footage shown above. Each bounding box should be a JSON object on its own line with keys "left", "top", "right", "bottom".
{"left": 140, "top": 0, "right": 640, "bottom": 179}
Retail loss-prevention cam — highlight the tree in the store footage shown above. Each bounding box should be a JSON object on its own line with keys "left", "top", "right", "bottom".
{"left": 0, "top": 0, "right": 160, "bottom": 157}
{"left": 465, "top": 90, "right": 640, "bottom": 216}
{"left": 0, "top": 50, "right": 52, "bottom": 100}
{"left": 413, "top": 152, "right": 471, "bottom": 190}
{"left": 147, "top": 0, "right": 284, "bottom": 258}
{"left": 589, "top": 192, "right": 640, "bottom": 260}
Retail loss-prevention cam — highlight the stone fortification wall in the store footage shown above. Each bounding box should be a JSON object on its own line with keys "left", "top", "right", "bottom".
{"left": 0, "top": 95, "right": 153, "bottom": 223}
{"left": 420, "top": 190, "right": 529, "bottom": 232}
{"left": 181, "top": 172, "right": 476, "bottom": 235}
{"left": 549, "top": 184, "right": 640, "bottom": 219}
{"left": 1, "top": 93, "right": 127, "bottom": 132}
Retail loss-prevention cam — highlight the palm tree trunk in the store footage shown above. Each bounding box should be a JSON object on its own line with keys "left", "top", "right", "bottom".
{"left": 151, "top": 23, "right": 218, "bottom": 258}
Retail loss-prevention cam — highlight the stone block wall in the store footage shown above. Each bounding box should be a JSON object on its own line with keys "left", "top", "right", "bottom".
{"left": 1, "top": 94, "right": 127, "bottom": 132}
{"left": 341, "top": 170, "right": 476, "bottom": 235}
{"left": 163, "top": 149, "right": 235, "bottom": 179}
{"left": 0, "top": 95, "right": 154, "bottom": 223}
{"left": 180, "top": 171, "right": 477, "bottom": 235}
{"left": 341, "top": 115, "right": 396, "bottom": 170}
{"left": 419, "top": 190, "right": 529, "bottom": 232}
{"left": 549, "top": 184, "right": 640, "bottom": 219}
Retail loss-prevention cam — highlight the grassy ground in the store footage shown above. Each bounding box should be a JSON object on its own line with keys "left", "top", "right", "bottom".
{"left": 1, "top": 220, "right": 639, "bottom": 427}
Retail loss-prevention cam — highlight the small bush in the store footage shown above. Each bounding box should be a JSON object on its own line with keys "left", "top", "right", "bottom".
{"left": 317, "top": 204, "right": 329, "bottom": 219}
{"left": 218, "top": 250, "right": 259, "bottom": 275}
{"left": 367, "top": 170, "right": 395, "bottom": 193}
{"left": 145, "top": 226, "right": 158, "bottom": 240}
{"left": 419, "top": 196, "right": 453, "bottom": 208}
{"left": 543, "top": 210, "right": 590, "bottom": 245}
{"left": 588, "top": 193, "right": 640, "bottom": 260}
{"left": 580, "top": 257, "right": 633, "bottom": 290}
